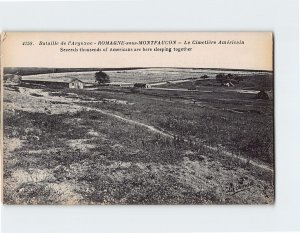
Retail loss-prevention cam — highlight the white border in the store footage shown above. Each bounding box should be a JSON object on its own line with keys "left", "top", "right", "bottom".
{"left": 1, "top": 0, "right": 299, "bottom": 232}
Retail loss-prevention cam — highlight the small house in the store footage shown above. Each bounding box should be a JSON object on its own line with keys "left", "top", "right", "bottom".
{"left": 134, "top": 83, "right": 151, "bottom": 89}
{"left": 69, "top": 79, "right": 84, "bottom": 89}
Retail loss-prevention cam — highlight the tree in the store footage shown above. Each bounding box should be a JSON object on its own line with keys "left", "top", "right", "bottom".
{"left": 95, "top": 71, "right": 110, "bottom": 84}
{"left": 216, "top": 73, "right": 226, "bottom": 83}
{"left": 216, "top": 73, "right": 242, "bottom": 85}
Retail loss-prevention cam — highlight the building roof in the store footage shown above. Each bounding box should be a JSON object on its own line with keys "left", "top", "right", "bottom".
{"left": 22, "top": 77, "right": 84, "bottom": 83}
{"left": 134, "top": 83, "right": 147, "bottom": 87}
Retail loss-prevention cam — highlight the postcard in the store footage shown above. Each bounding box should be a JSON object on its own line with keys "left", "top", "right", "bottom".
{"left": 1, "top": 32, "right": 274, "bottom": 204}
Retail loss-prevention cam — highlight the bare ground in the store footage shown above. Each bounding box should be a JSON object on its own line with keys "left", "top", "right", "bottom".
{"left": 2, "top": 86, "right": 274, "bottom": 204}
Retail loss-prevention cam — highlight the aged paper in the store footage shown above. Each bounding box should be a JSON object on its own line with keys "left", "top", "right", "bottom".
{"left": 1, "top": 32, "right": 274, "bottom": 204}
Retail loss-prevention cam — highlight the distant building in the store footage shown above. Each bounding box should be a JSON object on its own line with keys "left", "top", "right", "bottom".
{"left": 134, "top": 83, "right": 151, "bottom": 89}
{"left": 120, "top": 83, "right": 135, "bottom": 88}
{"left": 69, "top": 79, "right": 84, "bottom": 89}
{"left": 21, "top": 77, "right": 85, "bottom": 89}
{"left": 221, "top": 80, "right": 235, "bottom": 87}
{"left": 108, "top": 82, "right": 134, "bottom": 88}
{"left": 3, "top": 74, "right": 22, "bottom": 84}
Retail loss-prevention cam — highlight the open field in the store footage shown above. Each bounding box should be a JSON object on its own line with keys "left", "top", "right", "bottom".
{"left": 19, "top": 67, "right": 272, "bottom": 85}
{"left": 3, "top": 68, "right": 274, "bottom": 204}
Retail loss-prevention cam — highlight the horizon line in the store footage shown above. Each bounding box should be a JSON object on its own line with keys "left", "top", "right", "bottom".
{"left": 3, "top": 66, "right": 273, "bottom": 73}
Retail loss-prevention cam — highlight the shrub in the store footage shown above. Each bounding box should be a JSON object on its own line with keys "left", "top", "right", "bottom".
{"left": 95, "top": 71, "right": 110, "bottom": 84}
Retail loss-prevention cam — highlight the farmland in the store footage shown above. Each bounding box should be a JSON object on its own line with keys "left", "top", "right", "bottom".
{"left": 2, "top": 68, "right": 274, "bottom": 204}
{"left": 19, "top": 67, "right": 272, "bottom": 85}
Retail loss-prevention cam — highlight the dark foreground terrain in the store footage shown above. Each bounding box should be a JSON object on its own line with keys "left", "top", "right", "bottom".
{"left": 3, "top": 70, "right": 274, "bottom": 204}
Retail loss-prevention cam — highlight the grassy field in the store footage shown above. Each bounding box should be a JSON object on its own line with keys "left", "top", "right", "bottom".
{"left": 18, "top": 67, "right": 273, "bottom": 85}
{"left": 62, "top": 86, "right": 273, "bottom": 164}
{"left": 160, "top": 73, "right": 273, "bottom": 91}
{"left": 3, "top": 68, "right": 274, "bottom": 204}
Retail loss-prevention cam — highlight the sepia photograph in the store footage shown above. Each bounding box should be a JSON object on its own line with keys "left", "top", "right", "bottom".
{"left": 1, "top": 32, "right": 274, "bottom": 205}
